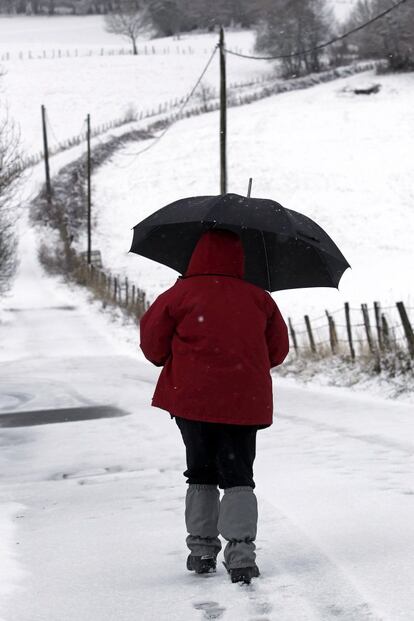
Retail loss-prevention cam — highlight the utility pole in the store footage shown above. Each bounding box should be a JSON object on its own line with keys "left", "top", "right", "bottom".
{"left": 41, "top": 105, "right": 51, "bottom": 201}
{"left": 219, "top": 27, "right": 227, "bottom": 194}
{"left": 86, "top": 114, "right": 92, "bottom": 265}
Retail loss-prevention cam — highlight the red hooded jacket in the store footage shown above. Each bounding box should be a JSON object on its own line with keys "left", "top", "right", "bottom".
{"left": 139, "top": 230, "right": 289, "bottom": 426}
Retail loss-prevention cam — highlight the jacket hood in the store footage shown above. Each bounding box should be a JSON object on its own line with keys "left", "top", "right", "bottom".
{"left": 186, "top": 230, "right": 244, "bottom": 278}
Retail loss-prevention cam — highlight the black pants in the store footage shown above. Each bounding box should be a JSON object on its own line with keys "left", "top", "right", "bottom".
{"left": 175, "top": 417, "right": 257, "bottom": 489}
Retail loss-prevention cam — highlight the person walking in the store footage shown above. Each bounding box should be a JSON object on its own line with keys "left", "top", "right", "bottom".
{"left": 139, "top": 229, "right": 289, "bottom": 584}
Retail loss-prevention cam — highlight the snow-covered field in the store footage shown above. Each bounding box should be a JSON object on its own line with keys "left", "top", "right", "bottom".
{"left": 1, "top": 17, "right": 410, "bottom": 334}
{"left": 91, "top": 70, "right": 414, "bottom": 324}
{"left": 0, "top": 17, "right": 271, "bottom": 156}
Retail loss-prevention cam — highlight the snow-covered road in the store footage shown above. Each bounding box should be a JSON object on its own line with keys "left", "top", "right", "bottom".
{"left": 1, "top": 215, "right": 413, "bottom": 620}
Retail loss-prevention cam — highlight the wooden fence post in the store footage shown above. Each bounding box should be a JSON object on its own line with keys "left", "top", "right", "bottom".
{"left": 325, "top": 310, "right": 338, "bottom": 354}
{"left": 125, "top": 277, "right": 129, "bottom": 307}
{"left": 374, "top": 301, "right": 383, "bottom": 351}
{"left": 288, "top": 317, "right": 298, "bottom": 355}
{"left": 381, "top": 313, "right": 390, "bottom": 351}
{"left": 114, "top": 276, "right": 118, "bottom": 302}
{"left": 361, "top": 303, "right": 375, "bottom": 353}
{"left": 304, "top": 315, "right": 316, "bottom": 353}
{"left": 331, "top": 315, "right": 338, "bottom": 353}
{"left": 344, "top": 302, "right": 355, "bottom": 360}
{"left": 396, "top": 301, "right": 414, "bottom": 358}
{"left": 136, "top": 291, "right": 142, "bottom": 316}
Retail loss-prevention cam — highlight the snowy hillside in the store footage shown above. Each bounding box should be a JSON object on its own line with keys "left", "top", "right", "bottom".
{"left": 90, "top": 70, "right": 414, "bottom": 322}
{"left": 0, "top": 17, "right": 270, "bottom": 155}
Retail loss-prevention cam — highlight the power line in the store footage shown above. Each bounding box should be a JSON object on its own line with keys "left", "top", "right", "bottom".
{"left": 224, "top": 0, "right": 409, "bottom": 61}
{"left": 123, "top": 44, "right": 219, "bottom": 161}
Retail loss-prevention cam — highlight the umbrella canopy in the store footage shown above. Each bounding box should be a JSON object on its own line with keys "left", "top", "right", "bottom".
{"left": 130, "top": 193, "right": 350, "bottom": 292}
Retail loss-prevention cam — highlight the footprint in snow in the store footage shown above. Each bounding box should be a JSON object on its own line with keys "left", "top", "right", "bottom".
{"left": 254, "top": 600, "right": 273, "bottom": 615}
{"left": 248, "top": 592, "right": 273, "bottom": 617}
{"left": 193, "top": 601, "right": 226, "bottom": 620}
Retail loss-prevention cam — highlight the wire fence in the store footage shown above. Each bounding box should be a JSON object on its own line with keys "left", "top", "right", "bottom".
{"left": 10, "top": 63, "right": 279, "bottom": 176}
{"left": 287, "top": 301, "right": 414, "bottom": 360}
{"left": 77, "top": 251, "right": 414, "bottom": 364}
{"left": 75, "top": 260, "right": 149, "bottom": 322}
{"left": 0, "top": 44, "right": 248, "bottom": 62}
{"left": 12, "top": 57, "right": 378, "bottom": 182}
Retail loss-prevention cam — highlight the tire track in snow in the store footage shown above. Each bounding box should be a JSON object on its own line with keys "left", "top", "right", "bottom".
{"left": 254, "top": 498, "right": 384, "bottom": 621}
{"left": 279, "top": 412, "right": 414, "bottom": 456}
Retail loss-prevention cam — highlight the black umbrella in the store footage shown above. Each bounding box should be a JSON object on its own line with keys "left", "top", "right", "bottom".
{"left": 129, "top": 193, "right": 350, "bottom": 292}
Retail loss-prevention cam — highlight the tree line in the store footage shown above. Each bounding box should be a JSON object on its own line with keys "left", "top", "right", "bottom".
{"left": 0, "top": 0, "right": 412, "bottom": 74}
{"left": 103, "top": 0, "right": 414, "bottom": 75}
{"left": 345, "top": 0, "right": 414, "bottom": 71}
{"left": 0, "top": 0, "right": 257, "bottom": 19}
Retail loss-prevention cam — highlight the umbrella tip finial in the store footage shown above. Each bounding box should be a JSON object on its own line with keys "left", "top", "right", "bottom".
{"left": 247, "top": 178, "right": 253, "bottom": 198}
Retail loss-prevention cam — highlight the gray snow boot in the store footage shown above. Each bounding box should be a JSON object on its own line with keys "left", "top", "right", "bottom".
{"left": 185, "top": 484, "right": 222, "bottom": 570}
{"left": 218, "top": 486, "right": 259, "bottom": 581}
{"left": 186, "top": 554, "right": 217, "bottom": 574}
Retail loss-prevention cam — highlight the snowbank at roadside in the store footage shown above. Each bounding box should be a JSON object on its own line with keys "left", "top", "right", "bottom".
{"left": 0, "top": 503, "right": 26, "bottom": 617}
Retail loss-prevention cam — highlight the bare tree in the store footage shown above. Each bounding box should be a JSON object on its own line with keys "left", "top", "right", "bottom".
{"left": 255, "top": 0, "right": 335, "bottom": 77}
{"left": 0, "top": 105, "right": 22, "bottom": 295}
{"left": 346, "top": 0, "right": 414, "bottom": 70}
{"left": 105, "top": 1, "right": 152, "bottom": 55}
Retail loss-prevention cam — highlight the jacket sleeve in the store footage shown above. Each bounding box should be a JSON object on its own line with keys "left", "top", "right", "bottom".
{"left": 265, "top": 296, "right": 289, "bottom": 368}
{"left": 139, "top": 289, "right": 176, "bottom": 367}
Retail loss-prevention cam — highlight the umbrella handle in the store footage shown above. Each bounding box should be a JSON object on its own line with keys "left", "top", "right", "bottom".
{"left": 247, "top": 178, "right": 253, "bottom": 198}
